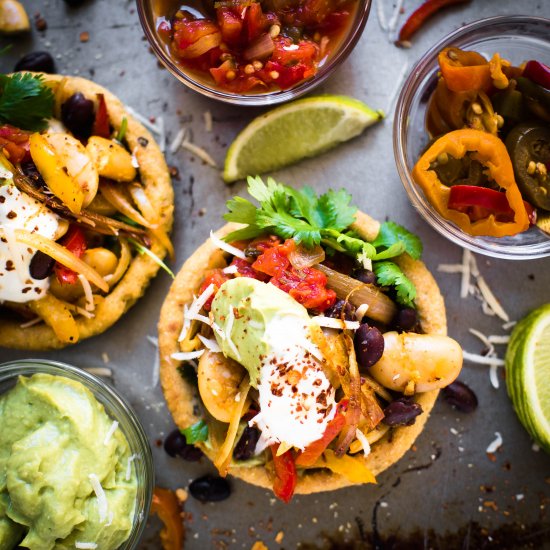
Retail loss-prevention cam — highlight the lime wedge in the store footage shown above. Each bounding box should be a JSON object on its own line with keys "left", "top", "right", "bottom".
{"left": 223, "top": 95, "right": 383, "bottom": 183}
{"left": 505, "top": 304, "right": 550, "bottom": 453}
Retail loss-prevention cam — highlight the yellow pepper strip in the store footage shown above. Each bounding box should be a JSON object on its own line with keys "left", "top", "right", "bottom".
{"left": 315, "top": 449, "right": 376, "bottom": 484}
{"left": 27, "top": 294, "right": 79, "bottom": 344}
{"left": 29, "top": 133, "right": 85, "bottom": 214}
{"left": 13, "top": 229, "right": 109, "bottom": 292}
{"left": 150, "top": 487, "right": 184, "bottom": 550}
{"left": 489, "top": 53, "right": 510, "bottom": 90}
{"left": 214, "top": 377, "right": 251, "bottom": 477}
{"left": 412, "top": 129, "right": 530, "bottom": 237}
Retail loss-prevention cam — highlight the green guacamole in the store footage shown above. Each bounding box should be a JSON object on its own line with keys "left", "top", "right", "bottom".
{"left": 0, "top": 374, "right": 138, "bottom": 550}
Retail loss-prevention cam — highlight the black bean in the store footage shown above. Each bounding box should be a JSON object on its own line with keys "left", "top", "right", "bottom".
{"left": 14, "top": 51, "right": 55, "bottom": 73}
{"left": 393, "top": 307, "right": 418, "bottom": 332}
{"left": 325, "top": 299, "right": 356, "bottom": 322}
{"left": 233, "top": 427, "right": 260, "bottom": 461}
{"left": 61, "top": 93, "right": 95, "bottom": 139}
{"left": 164, "top": 429, "right": 203, "bottom": 461}
{"left": 442, "top": 380, "right": 478, "bottom": 413}
{"left": 352, "top": 268, "right": 376, "bottom": 285}
{"left": 189, "top": 475, "right": 231, "bottom": 503}
{"left": 20, "top": 162, "right": 45, "bottom": 187}
{"left": 29, "top": 251, "right": 55, "bottom": 280}
{"left": 383, "top": 397, "right": 423, "bottom": 426}
{"left": 354, "top": 324, "right": 384, "bottom": 369}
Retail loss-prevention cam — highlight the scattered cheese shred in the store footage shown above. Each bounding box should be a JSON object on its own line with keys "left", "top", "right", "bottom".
{"left": 88, "top": 474, "right": 108, "bottom": 523}
{"left": 77, "top": 274, "right": 95, "bottom": 312}
{"left": 210, "top": 230, "right": 247, "bottom": 259}
{"left": 488, "top": 335, "right": 510, "bottom": 344}
{"left": 311, "top": 316, "right": 360, "bottom": 331}
{"left": 103, "top": 421, "right": 119, "bottom": 446}
{"left": 463, "top": 350, "right": 505, "bottom": 367}
{"left": 437, "top": 264, "right": 465, "bottom": 274}
{"left": 169, "top": 127, "right": 187, "bottom": 154}
{"left": 486, "top": 432, "right": 503, "bottom": 454}
{"left": 387, "top": 0, "right": 404, "bottom": 33}
{"left": 126, "top": 454, "right": 137, "bottom": 481}
{"left": 355, "top": 429, "right": 371, "bottom": 456}
{"left": 477, "top": 276, "right": 509, "bottom": 322}
{"left": 179, "top": 284, "right": 216, "bottom": 341}
{"left": 182, "top": 140, "right": 217, "bottom": 167}
{"left": 375, "top": 0, "right": 388, "bottom": 31}
{"left": 75, "top": 306, "right": 95, "bottom": 319}
{"left": 83, "top": 367, "right": 112, "bottom": 377}
{"left": 147, "top": 335, "right": 160, "bottom": 388}
{"left": 489, "top": 363, "right": 500, "bottom": 390}
{"left": 20, "top": 317, "right": 42, "bottom": 328}
{"left": 222, "top": 264, "right": 239, "bottom": 275}
{"left": 355, "top": 303, "right": 369, "bottom": 321}
{"left": 125, "top": 106, "right": 161, "bottom": 134}
{"left": 460, "top": 249, "right": 471, "bottom": 298}
{"left": 171, "top": 350, "right": 205, "bottom": 361}
{"left": 75, "top": 543, "right": 98, "bottom": 549}
{"left": 204, "top": 110, "right": 213, "bottom": 132}
{"left": 502, "top": 321, "right": 517, "bottom": 330}
{"left": 178, "top": 304, "right": 191, "bottom": 342}
{"left": 197, "top": 334, "right": 221, "bottom": 353}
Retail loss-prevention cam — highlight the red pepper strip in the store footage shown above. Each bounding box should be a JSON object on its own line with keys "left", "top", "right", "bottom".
{"left": 271, "top": 445, "right": 297, "bottom": 503}
{"left": 448, "top": 185, "right": 536, "bottom": 225}
{"left": 295, "top": 412, "right": 346, "bottom": 467}
{"left": 54, "top": 225, "right": 87, "bottom": 285}
{"left": 523, "top": 60, "right": 550, "bottom": 90}
{"left": 398, "top": 0, "right": 470, "bottom": 43}
{"left": 92, "top": 93, "right": 110, "bottom": 138}
{"left": 150, "top": 487, "right": 185, "bottom": 550}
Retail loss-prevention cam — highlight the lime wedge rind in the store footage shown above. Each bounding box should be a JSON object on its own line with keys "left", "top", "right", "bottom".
{"left": 505, "top": 304, "right": 550, "bottom": 453}
{"left": 223, "top": 95, "right": 384, "bottom": 183}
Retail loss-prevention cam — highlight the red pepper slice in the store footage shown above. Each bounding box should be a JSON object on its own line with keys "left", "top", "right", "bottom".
{"left": 295, "top": 411, "right": 346, "bottom": 467}
{"left": 523, "top": 60, "right": 550, "bottom": 90}
{"left": 54, "top": 225, "right": 87, "bottom": 285}
{"left": 150, "top": 487, "right": 185, "bottom": 550}
{"left": 448, "top": 185, "right": 536, "bottom": 225}
{"left": 92, "top": 93, "right": 110, "bottom": 139}
{"left": 271, "top": 445, "right": 297, "bottom": 503}
{"left": 398, "top": 0, "right": 470, "bottom": 43}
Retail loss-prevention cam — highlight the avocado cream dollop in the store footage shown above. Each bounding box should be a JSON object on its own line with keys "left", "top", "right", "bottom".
{"left": 211, "top": 278, "right": 336, "bottom": 450}
{"left": 0, "top": 374, "right": 137, "bottom": 550}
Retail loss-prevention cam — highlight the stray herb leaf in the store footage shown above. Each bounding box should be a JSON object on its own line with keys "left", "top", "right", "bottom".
{"left": 181, "top": 420, "right": 208, "bottom": 444}
{"left": 128, "top": 237, "right": 175, "bottom": 279}
{"left": 373, "top": 261, "right": 416, "bottom": 307}
{"left": 372, "top": 221, "right": 423, "bottom": 260}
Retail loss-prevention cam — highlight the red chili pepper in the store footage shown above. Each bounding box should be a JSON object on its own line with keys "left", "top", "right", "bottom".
{"left": 398, "top": 0, "right": 471, "bottom": 43}
{"left": 448, "top": 185, "right": 536, "bottom": 225}
{"left": 54, "top": 225, "right": 87, "bottom": 285}
{"left": 523, "top": 60, "right": 550, "bottom": 90}
{"left": 271, "top": 445, "right": 297, "bottom": 503}
{"left": 92, "top": 93, "right": 110, "bottom": 138}
{"left": 295, "top": 411, "right": 346, "bottom": 467}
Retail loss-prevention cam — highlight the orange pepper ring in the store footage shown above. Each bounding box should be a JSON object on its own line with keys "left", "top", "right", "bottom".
{"left": 412, "top": 129, "right": 530, "bottom": 237}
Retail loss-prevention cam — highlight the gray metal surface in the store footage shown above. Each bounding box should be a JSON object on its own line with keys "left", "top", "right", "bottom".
{"left": 1, "top": 1, "right": 550, "bottom": 548}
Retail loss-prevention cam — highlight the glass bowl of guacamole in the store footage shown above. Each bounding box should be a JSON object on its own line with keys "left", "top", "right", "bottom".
{"left": 0, "top": 359, "right": 154, "bottom": 550}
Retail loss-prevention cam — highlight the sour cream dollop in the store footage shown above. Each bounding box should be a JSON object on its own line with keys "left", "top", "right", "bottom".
{"left": 210, "top": 278, "right": 336, "bottom": 451}
{"left": 0, "top": 179, "right": 61, "bottom": 303}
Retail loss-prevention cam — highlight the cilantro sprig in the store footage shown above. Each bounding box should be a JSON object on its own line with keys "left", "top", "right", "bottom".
{"left": 181, "top": 420, "right": 208, "bottom": 444}
{"left": 0, "top": 73, "right": 54, "bottom": 131}
{"left": 223, "top": 176, "right": 422, "bottom": 306}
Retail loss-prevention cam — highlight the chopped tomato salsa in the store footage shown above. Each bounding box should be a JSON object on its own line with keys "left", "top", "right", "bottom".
{"left": 201, "top": 235, "right": 336, "bottom": 312}
{"left": 156, "top": 0, "right": 357, "bottom": 93}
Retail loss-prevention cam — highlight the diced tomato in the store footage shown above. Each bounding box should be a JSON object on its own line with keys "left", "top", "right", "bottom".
{"left": 217, "top": 8, "right": 243, "bottom": 46}
{"left": 295, "top": 410, "right": 346, "bottom": 467}
{"left": 92, "top": 94, "right": 110, "bottom": 139}
{"left": 252, "top": 239, "right": 293, "bottom": 277}
{"left": 199, "top": 268, "right": 230, "bottom": 311}
{"left": 271, "top": 445, "right": 297, "bottom": 503}
{"left": 246, "top": 2, "right": 268, "bottom": 42}
{"left": 173, "top": 19, "right": 219, "bottom": 50}
{"left": 230, "top": 257, "right": 270, "bottom": 282}
{"left": 54, "top": 225, "right": 87, "bottom": 285}
{"left": 0, "top": 125, "right": 31, "bottom": 163}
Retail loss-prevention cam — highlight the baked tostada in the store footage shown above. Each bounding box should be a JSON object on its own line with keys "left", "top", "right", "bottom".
{"left": 0, "top": 72, "right": 173, "bottom": 349}
{"left": 159, "top": 177, "right": 462, "bottom": 501}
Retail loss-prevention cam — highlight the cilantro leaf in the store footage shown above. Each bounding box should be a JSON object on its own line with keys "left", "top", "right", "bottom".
{"left": 181, "top": 420, "right": 208, "bottom": 444}
{"left": 373, "top": 261, "right": 416, "bottom": 307}
{"left": 316, "top": 189, "right": 357, "bottom": 230}
{"left": 372, "top": 221, "right": 423, "bottom": 260}
{"left": 224, "top": 196, "right": 258, "bottom": 225}
{"left": 0, "top": 73, "right": 54, "bottom": 131}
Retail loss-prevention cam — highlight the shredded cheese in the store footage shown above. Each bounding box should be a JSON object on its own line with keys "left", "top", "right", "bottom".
{"left": 203, "top": 110, "right": 213, "bottom": 132}
{"left": 197, "top": 334, "right": 221, "bottom": 353}
{"left": 311, "top": 316, "right": 360, "bottom": 331}
{"left": 131, "top": 147, "right": 140, "bottom": 168}
{"left": 437, "top": 264, "right": 465, "bottom": 274}
{"left": 182, "top": 140, "right": 217, "bottom": 168}
{"left": 169, "top": 127, "right": 187, "bottom": 154}
{"left": 125, "top": 106, "right": 161, "bottom": 134}
{"left": 20, "top": 317, "right": 42, "bottom": 328}
{"left": 387, "top": 0, "right": 404, "bottom": 33}
{"left": 210, "top": 230, "right": 247, "bottom": 259}
{"left": 179, "top": 284, "right": 216, "bottom": 341}
{"left": 502, "top": 321, "right": 517, "bottom": 330}
{"left": 355, "top": 429, "right": 371, "bottom": 456}
{"left": 469, "top": 328, "right": 495, "bottom": 356}
{"left": 488, "top": 335, "right": 510, "bottom": 344}
{"left": 171, "top": 350, "right": 205, "bottom": 361}
{"left": 211, "top": 322, "right": 226, "bottom": 341}
{"left": 486, "top": 432, "right": 503, "bottom": 454}
{"left": 178, "top": 304, "right": 191, "bottom": 342}
{"left": 83, "top": 367, "right": 112, "bottom": 377}
{"left": 75, "top": 306, "right": 95, "bottom": 319}
{"left": 355, "top": 303, "right": 369, "bottom": 321}
{"left": 88, "top": 474, "right": 108, "bottom": 524}
{"left": 489, "top": 363, "right": 499, "bottom": 389}
{"left": 103, "top": 421, "right": 119, "bottom": 446}
{"left": 75, "top": 543, "right": 98, "bottom": 549}
{"left": 463, "top": 350, "right": 505, "bottom": 367}
{"left": 460, "top": 249, "right": 471, "bottom": 298}
{"left": 126, "top": 454, "right": 137, "bottom": 481}
{"left": 77, "top": 274, "right": 95, "bottom": 312}
{"left": 477, "top": 276, "right": 509, "bottom": 322}
{"left": 375, "top": 0, "right": 388, "bottom": 31}
{"left": 222, "top": 264, "right": 239, "bottom": 275}
{"left": 147, "top": 335, "right": 160, "bottom": 388}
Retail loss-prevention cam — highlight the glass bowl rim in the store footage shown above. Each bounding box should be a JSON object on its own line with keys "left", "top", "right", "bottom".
{"left": 0, "top": 358, "right": 154, "bottom": 550}
{"left": 393, "top": 14, "right": 550, "bottom": 260}
{"left": 136, "top": 0, "right": 372, "bottom": 106}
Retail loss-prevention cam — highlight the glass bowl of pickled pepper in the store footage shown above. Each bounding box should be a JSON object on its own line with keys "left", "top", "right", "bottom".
{"left": 394, "top": 15, "right": 550, "bottom": 260}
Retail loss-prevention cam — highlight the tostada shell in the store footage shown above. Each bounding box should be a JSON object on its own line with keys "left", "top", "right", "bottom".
{"left": 0, "top": 73, "right": 174, "bottom": 350}
{"left": 158, "top": 212, "right": 446, "bottom": 494}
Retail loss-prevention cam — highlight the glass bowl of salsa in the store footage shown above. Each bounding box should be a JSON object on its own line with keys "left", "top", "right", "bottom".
{"left": 394, "top": 15, "right": 550, "bottom": 260}
{"left": 137, "top": 0, "right": 372, "bottom": 105}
